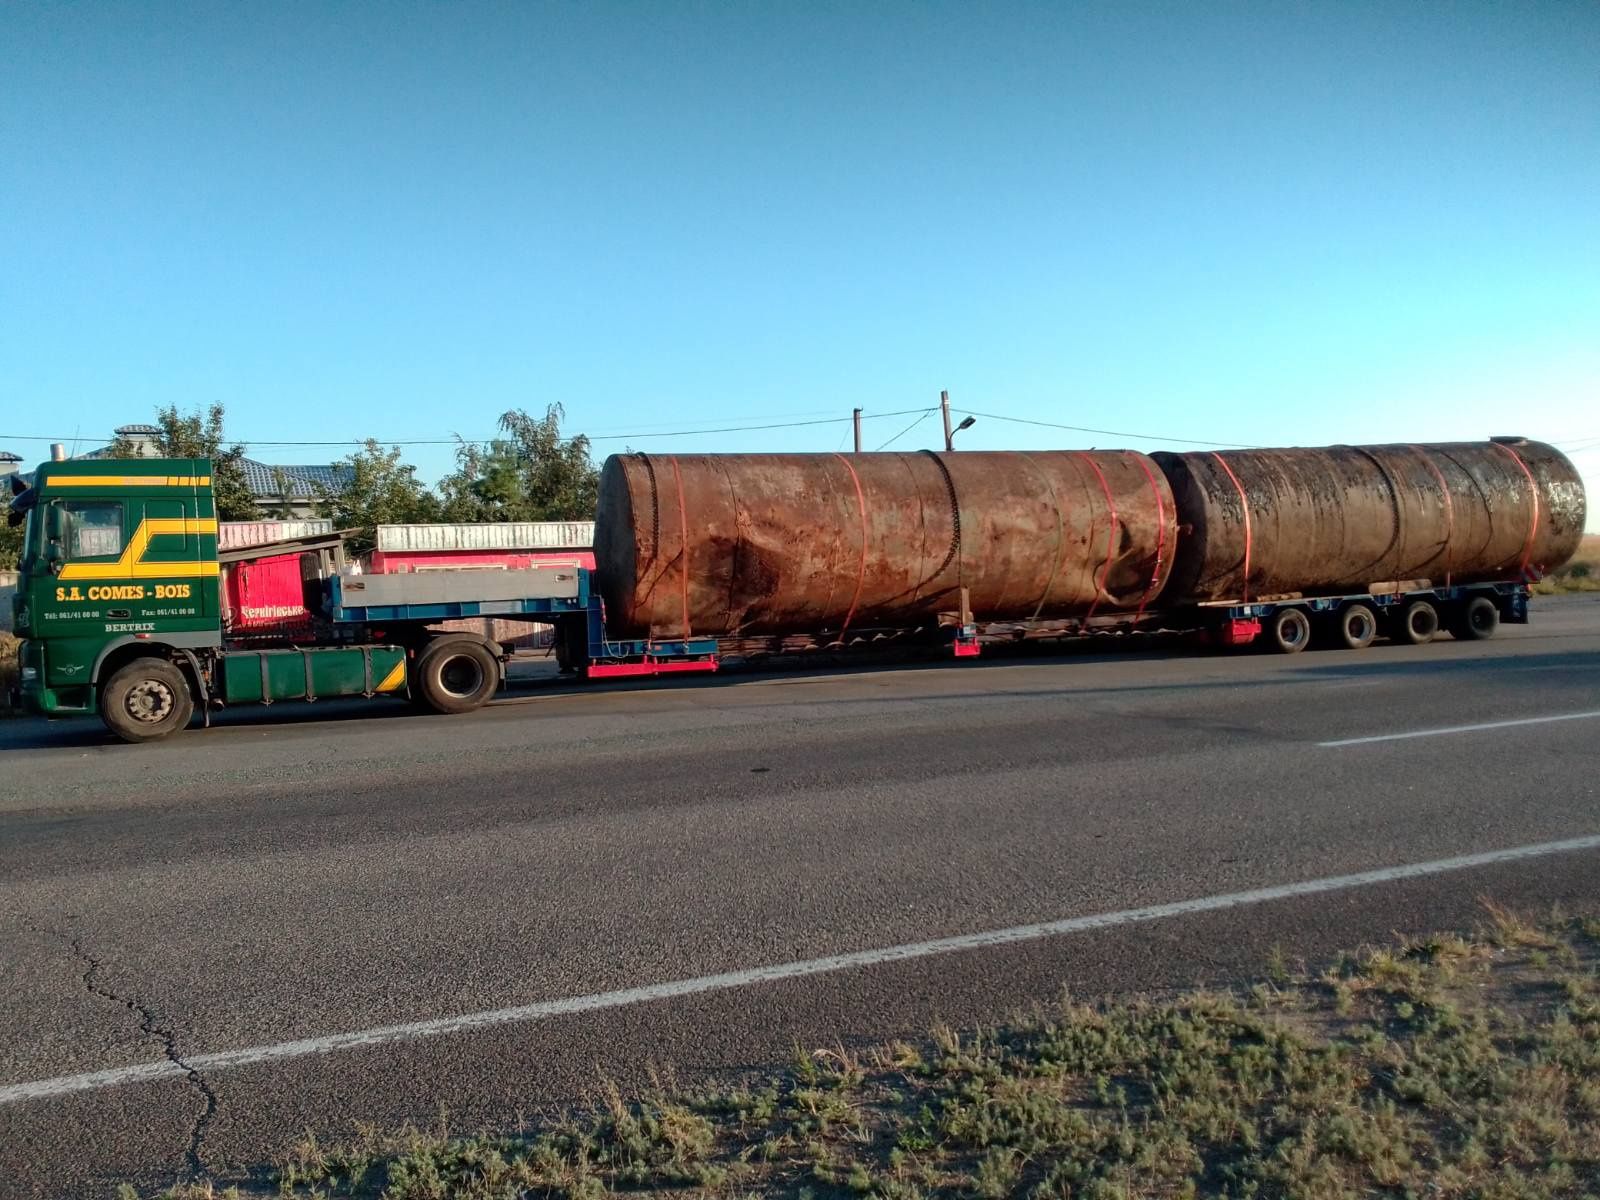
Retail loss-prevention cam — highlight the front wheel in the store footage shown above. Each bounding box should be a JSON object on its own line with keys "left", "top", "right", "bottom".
{"left": 411, "top": 638, "right": 501, "bottom": 714}
{"left": 99, "top": 658, "right": 195, "bottom": 743}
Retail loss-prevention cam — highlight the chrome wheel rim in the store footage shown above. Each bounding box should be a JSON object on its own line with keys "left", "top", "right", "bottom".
{"left": 125, "top": 679, "right": 175, "bottom": 724}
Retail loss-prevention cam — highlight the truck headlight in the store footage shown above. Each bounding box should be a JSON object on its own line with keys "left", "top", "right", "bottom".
{"left": 20, "top": 667, "right": 37, "bottom": 681}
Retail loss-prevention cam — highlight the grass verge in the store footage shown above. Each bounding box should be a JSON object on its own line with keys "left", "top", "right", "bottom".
{"left": 0, "top": 630, "right": 21, "bottom": 715}
{"left": 1532, "top": 534, "right": 1600, "bottom": 595}
{"left": 131, "top": 906, "right": 1600, "bottom": 1199}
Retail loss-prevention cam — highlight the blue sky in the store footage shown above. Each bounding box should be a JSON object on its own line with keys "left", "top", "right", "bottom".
{"left": 2, "top": 2, "right": 1596, "bottom": 524}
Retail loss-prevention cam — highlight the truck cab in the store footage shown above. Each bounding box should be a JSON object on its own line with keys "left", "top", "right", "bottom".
{"left": 10, "top": 458, "right": 222, "bottom": 727}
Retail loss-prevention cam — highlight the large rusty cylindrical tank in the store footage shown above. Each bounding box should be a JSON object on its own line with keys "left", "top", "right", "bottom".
{"left": 1153, "top": 438, "right": 1586, "bottom": 604}
{"left": 595, "top": 451, "right": 1178, "bottom": 637}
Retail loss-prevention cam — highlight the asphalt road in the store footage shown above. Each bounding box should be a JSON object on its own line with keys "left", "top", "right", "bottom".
{"left": 3, "top": 595, "right": 1599, "bottom": 1198}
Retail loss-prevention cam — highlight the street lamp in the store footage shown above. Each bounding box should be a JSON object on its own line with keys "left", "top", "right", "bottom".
{"left": 947, "top": 415, "right": 976, "bottom": 451}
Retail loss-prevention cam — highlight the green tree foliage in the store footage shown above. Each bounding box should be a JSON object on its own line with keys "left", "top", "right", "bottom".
{"left": 440, "top": 405, "right": 599, "bottom": 522}
{"left": 0, "top": 513, "right": 21, "bottom": 570}
{"left": 108, "top": 404, "right": 262, "bottom": 521}
{"left": 266, "top": 467, "right": 300, "bottom": 520}
{"left": 318, "top": 440, "right": 441, "bottom": 552}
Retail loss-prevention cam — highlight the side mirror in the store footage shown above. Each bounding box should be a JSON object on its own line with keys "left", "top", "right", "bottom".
{"left": 44, "top": 504, "right": 66, "bottom": 574}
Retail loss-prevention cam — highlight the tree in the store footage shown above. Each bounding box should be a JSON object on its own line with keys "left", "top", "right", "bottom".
{"left": 108, "top": 404, "right": 262, "bottom": 521}
{"left": 0, "top": 514, "right": 21, "bottom": 570}
{"left": 439, "top": 404, "right": 599, "bottom": 523}
{"left": 318, "top": 440, "right": 440, "bottom": 552}
{"left": 267, "top": 467, "right": 300, "bottom": 520}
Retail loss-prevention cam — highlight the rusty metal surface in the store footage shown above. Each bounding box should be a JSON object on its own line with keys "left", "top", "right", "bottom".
{"left": 595, "top": 451, "right": 1177, "bottom": 638}
{"left": 1153, "top": 439, "right": 1587, "bottom": 604}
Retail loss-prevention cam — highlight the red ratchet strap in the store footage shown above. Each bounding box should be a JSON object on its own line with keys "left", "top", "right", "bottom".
{"left": 1077, "top": 453, "right": 1119, "bottom": 623}
{"left": 1411, "top": 447, "right": 1455, "bottom": 588}
{"left": 668, "top": 456, "right": 692, "bottom": 639}
{"left": 1208, "top": 452, "right": 1252, "bottom": 604}
{"left": 1492, "top": 442, "right": 1541, "bottom": 579}
{"left": 1126, "top": 452, "right": 1167, "bottom": 622}
{"left": 1026, "top": 454, "right": 1065, "bottom": 623}
{"left": 831, "top": 453, "right": 869, "bottom": 635}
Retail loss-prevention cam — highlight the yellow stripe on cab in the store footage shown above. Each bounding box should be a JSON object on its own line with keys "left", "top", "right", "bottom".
{"left": 59, "top": 517, "right": 220, "bottom": 581}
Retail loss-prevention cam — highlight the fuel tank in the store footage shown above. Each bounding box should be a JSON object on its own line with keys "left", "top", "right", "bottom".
{"left": 594, "top": 451, "right": 1178, "bottom": 637}
{"left": 1153, "top": 438, "right": 1586, "bottom": 604}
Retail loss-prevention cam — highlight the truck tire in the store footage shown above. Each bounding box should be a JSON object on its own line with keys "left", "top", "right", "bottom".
{"left": 1453, "top": 595, "right": 1500, "bottom": 641}
{"left": 1394, "top": 599, "right": 1439, "bottom": 645}
{"left": 98, "top": 657, "right": 195, "bottom": 743}
{"left": 1266, "top": 607, "right": 1311, "bottom": 654}
{"left": 1336, "top": 603, "right": 1377, "bottom": 650}
{"left": 412, "top": 638, "right": 500, "bottom": 715}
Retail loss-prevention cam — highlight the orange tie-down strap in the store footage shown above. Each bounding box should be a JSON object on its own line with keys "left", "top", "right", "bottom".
{"left": 1492, "top": 442, "right": 1541, "bottom": 579}
{"left": 1126, "top": 451, "right": 1167, "bottom": 621}
{"left": 830, "top": 453, "right": 869, "bottom": 636}
{"left": 1411, "top": 445, "right": 1456, "bottom": 588}
{"left": 1077, "top": 452, "right": 1120, "bottom": 622}
{"left": 668, "top": 455, "right": 692, "bottom": 639}
{"left": 1209, "top": 452, "right": 1252, "bottom": 603}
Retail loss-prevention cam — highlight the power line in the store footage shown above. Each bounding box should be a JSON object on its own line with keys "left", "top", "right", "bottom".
{"left": 9, "top": 409, "right": 1594, "bottom": 455}
{"left": 0, "top": 408, "right": 936, "bottom": 449}
{"left": 953, "top": 409, "right": 1258, "bottom": 448}
{"left": 874, "top": 409, "right": 936, "bottom": 451}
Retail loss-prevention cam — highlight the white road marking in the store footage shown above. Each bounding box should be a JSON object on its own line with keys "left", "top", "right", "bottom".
{"left": 5, "top": 832, "right": 1599, "bottom": 1106}
{"left": 1319, "top": 709, "right": 1600, "bottom": 747}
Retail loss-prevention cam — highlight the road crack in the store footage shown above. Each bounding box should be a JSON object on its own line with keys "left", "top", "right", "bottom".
{"left": 67, "top": 930, "right": 218, "bottom": 1180}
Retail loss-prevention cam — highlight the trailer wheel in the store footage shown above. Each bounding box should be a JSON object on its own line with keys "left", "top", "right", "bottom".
{"left": 1336, "top": 603, "right": 1378, "bottom": 650}
{"left": 1395, "top": 599, "right": 1439, "bottom": 645}
{"left": 1453, "top": 595, "right": 1500, "bottom": 641}
{"left": 412, "top": 638, "right": 500, "bottom": 714}
{"left": 1266, "top": 608, "right": 1311, "bottom": 654}
{"left": 99, "top": 658, "right": 195, "bottom": 743}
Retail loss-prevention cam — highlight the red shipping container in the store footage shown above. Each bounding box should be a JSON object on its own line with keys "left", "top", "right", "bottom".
{"left": 223, "top": 553, "right": 317, "bottom": 637}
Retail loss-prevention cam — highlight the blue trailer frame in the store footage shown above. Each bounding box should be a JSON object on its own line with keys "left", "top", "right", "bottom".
{"left": 1198, "top": 580, "right": 1528, "bottom": 652}
{"left": 329, "top": 570, "right": 719, "bottom": 678}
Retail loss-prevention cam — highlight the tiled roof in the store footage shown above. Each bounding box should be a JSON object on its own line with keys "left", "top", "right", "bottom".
{"left": 0, "top": 450, "right": 21, "bottom": 463}
{"left": 22, "top": 426, "right": 351, "bottom": 501}
{"left": 238, "top": 459, "right": 350, "bottom": 499}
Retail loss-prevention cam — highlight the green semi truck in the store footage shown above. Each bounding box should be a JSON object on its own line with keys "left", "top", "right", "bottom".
{"left": 6, "top": 456, "right": 713, "bottom": 741}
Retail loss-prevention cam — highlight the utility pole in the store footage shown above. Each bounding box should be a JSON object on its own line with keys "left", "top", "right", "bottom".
{"left": 941, "top": 390, "right": 953, "bottom": 452}
{"left": 852, "top": 407, "right": 862, "bottom": 454}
